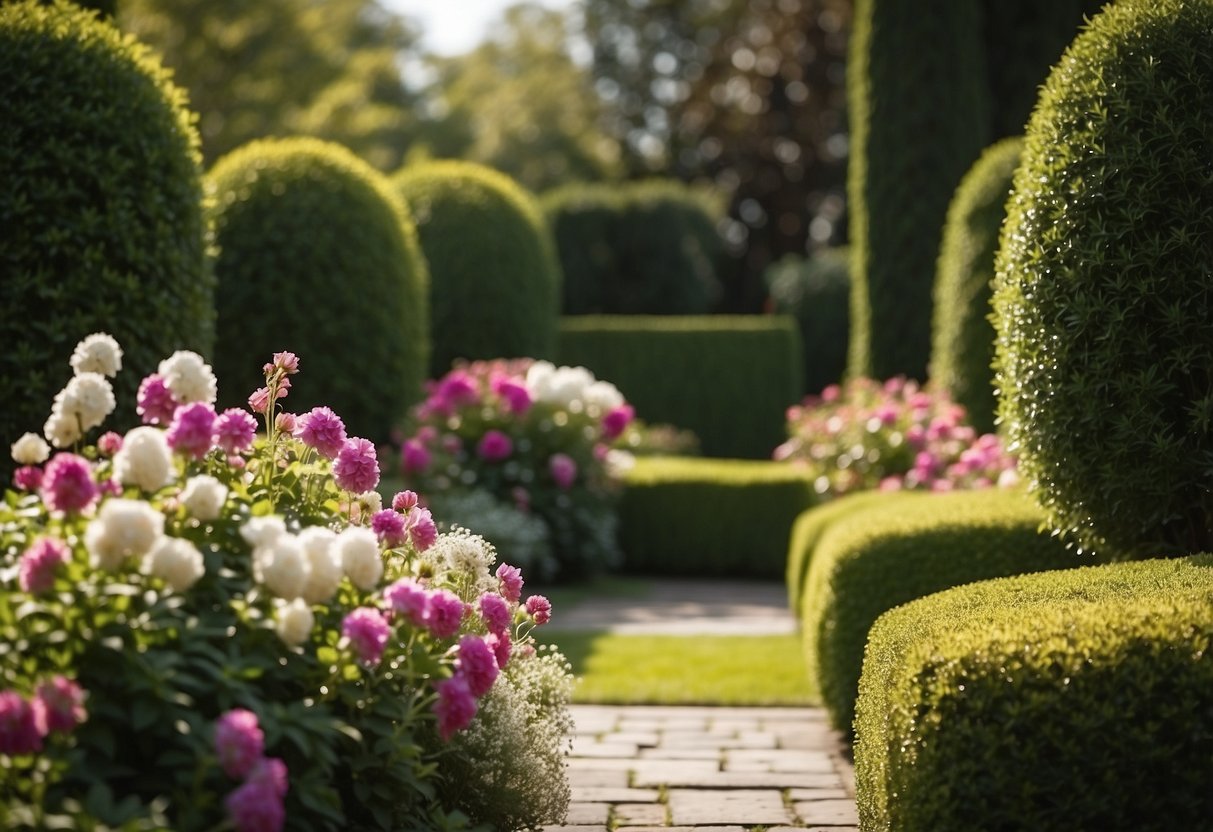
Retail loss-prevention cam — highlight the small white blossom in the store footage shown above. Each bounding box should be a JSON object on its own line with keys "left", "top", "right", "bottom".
{"left": 357, "top": 490, "right": 382, "bottom": 514}
{"left": 298, "top": 527, "right": 342, "bottom": 604}
{"left": 43, "top": 408, "right": 82, "bottom": 449}
{"left": 583, "top": 380, "right": 624, "bottom": 412}
{"left": 254, "top": 534, "right": 310, "bottom": 599}
{"left": 144, "top": 536, "right": 205, "bottom": 592}
{"left": 113, "top": 426, "right": 174, "bottom": 492}
{"left": 180, "top": 475, "right": 228, "bottom": 521}
{"left": 10, "top": 432, "right": 50, "bottom": 465}
{"left": 430, "top": 528, "right": 496, "bottom": 583}
{"left": 275, "top": 598, "right": 315, "bottom": 647}
{"left": 54, "top": 373, "right": 116, "bottom": 432}
{"left": 70, "top": 333, "right": 123, "bottom": 378}
{"left": 240, "top": 515, "right": 289, "bottom": 548}
{"left": 336, "top": 526, "right": 383, "bottom": 591}
{"left": 157, "top": 350, "right": 217, "bottom": 405}
{"left": 85, "top": 498, "right": 165, "bottom": 570}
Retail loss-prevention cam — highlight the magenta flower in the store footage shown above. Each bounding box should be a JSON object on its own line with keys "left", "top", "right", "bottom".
{"left": 18, "top": 537, "right": 68, "bottom": 595}
{"left": 406, "top": 506, "right": 438, "bottom": 552}
{"left": 478, "top": 592, "right": 512, "bottom": 635}
{"left": 485, "top": 631, "right": 512, "bottom": 670}
{"left": 525, "top": 595, "right": 552, "bottom": 625}
{"left": 97, "top": 431, "right": 123, "bottom": 456}
{"left": 296, "top": 407, "right": 347, "bottom": 459}
{"left": 400, "top": 439, "right": 432, "bottom": 474}
{"left": 476, "top": 430, "right": 513, "bottom": 462}
{"left": 35, "top": 676, "right": 86, "bottom": 734}
{"left": 224, "top": 778, "right": 285, "bottom": 832}
{"left": 166, "top": 402, "right": 217, "bottom": 459}
{"left": 216, "top": 408, "right": 258, "bottom": 455}
{"left": 495, "top": 563, "right": 524, "bottom": 604}
{"left": 12, "top": 466, "right": 42, "bottom": 492}
{"left": 548, "top": 453, "right": 577, "bottom": 491}
{"left": 392, "top": 490, "right": 419, "bottom": 512}
{"left": 334, "top": 438, "right": 380, "bottom": 493}
{"left": 371, "top": 509, "right": 407, "bottom": 547}
{"left": 40, "top": 453, "right": 99, "bottom": 515}
{"left": 602, "top": 404, "right": 635, "bottom": 440}
{"left": 342, "top": 607, "right": 391, "bottom": 666}
{"left": 491, "top": 375, "right": 532, "bottom": 414}
{"left": 269, "top": 351, "right": 299, "bottom": 375}
{"left": 457, "top": 635, "right": 500, "bottom": 697}
{"left": 426, "top": 589, "right": 465, "bottom": 639}
{"left": 383, "top": 578, "right": 429, "bottom": 627}
{"left": 434, "top": 675, "right": 477, "bottom": 741}
{"left": 435, "top": 371, "right": 480, "bottom": 409}
{"left": 136, "top": 374, "right": 178, "bottom": 425}
{"left": 214, "top": 709, "right": 264, "bottom": 780}
{"left": 0, "top": 691, "right": 45, "bottom": 755}
{"left": 247, "top": 757, "right": 288, "bottom": 797}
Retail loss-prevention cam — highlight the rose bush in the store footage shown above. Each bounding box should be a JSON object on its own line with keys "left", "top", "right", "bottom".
{"left": 0, "top": 336, "right": 571, "bottom": 831}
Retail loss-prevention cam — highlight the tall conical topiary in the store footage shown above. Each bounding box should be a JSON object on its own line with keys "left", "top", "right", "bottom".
{"left": 0, "top": 0, "right": 210, "bottom": 454}
{"left": 930, "top": 137, "right": 1022, "bottom": 433}
{"left": 994, "top": 0, "right": 1213, "bottom": 559}
{"left": 208, "top": 137, "right": 429, "bottom": 440}
{"left": 393, "top": 161, "right": 562, "bottom": 378}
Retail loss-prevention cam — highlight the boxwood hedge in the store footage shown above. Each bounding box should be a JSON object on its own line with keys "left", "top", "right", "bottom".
{"left": 763, "top": 248, "right": 850, "bottom": 397}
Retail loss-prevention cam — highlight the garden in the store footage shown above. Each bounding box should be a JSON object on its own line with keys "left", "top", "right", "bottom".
{"left": 1, "top": 0, "right": 1212, "bottom": 830}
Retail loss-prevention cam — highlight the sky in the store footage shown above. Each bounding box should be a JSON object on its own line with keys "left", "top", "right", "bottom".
{"left": 385, "top": 0, "right": 577, "bottom": 56}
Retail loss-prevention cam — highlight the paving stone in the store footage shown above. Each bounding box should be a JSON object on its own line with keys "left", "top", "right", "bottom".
{"left": 667, "top": 788, "right": 791, "bottom": 826}
{"left": 541, "top": 826, "right": 610, "bottom": 832}
{"left": 795, "top": 798, "right": 860, "bottom": 826}
{"left": 725, "top": 749, "right": 836, "bottom": 772}
{"left": 612, "top": 802, "right": 668, "bottom": 826}
{"left": 565, "top": 803, "right": 610, "bottom": 825}
{"left": 656, "top": 732, "right": 778, "bottom": 750}
{"left": 787, "top": 787, "right": 852, "bottom": 801}
{"left": 633, "top": 769, "right": 843, "bottom": 789}
{"left": 619, "top": 828, "right": 746, "bottom": 832}
{"left": 567, "top": 768, "right": 629, "bottom": 788}
{"left": 636, "top": 746, "right": 723, "bottom": 760}
{"left": 570, "top": 739, "right": 641, "bottom": 757}
{"left": 567, "top": 757, "right": 719, "bottom": 777}
{"left": 610, "top": 731, "right": 661, "bottom": 746}
{"left": 572, "top": 787, "right": 661, "bottom": 803}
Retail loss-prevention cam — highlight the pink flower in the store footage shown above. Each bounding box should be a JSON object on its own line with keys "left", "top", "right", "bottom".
{"left": 40, "top": 453, "right": 99, "bottom": 515}
{"left": 224, "top": 778, "right": 285, "bottom": 832}
{"left": 333, "top": 438, "right": 379, "bottom": 494}
{"left": 495, "top": 563, "right": 524, "bottom": 604}
{"left": 476, "top": 430, "right": 513, "bottom": 462}
{"left": 247, "top": 757, "right": 288, "bottom": 798}
{"left": 478, "top": 592, "right": 512, "bottom": 635}
{"left": 879, "top": 476, "right": 904, "bottom": 492}
{"left": 18, "top": 538, "right": 68, "bottom": 594}
{"left": 602, "top": 404, "right": 635, "bottom": 439}
{"left": 433, "top": 675, "right": 477, "bottom": 741}
{"left": 548, "top": 453, "right": 577, "bottom": 490}
{"left": 270, "top": 352, "right": 299, "bottom": 375}
{"left": 136, "top": 374, "right": 178, "bottom": 425}
{"left": 525, "top": 595, "right": 552, "bottom": 625}
{"left": 100, "top": 478, "right": 122, "bottom": 497}
{"left": 485, "top": 631, "right": 511, "bottom": 669}
{"left": 400, "top": 439, "right": 432, "bottom": 474}
{"left": 435, "top": 371, "right": 480, "bottom": 409}
{"left": 35, "top": 676, "right": 86, "bottom": 734}
{"left": 216, "top": 408, "right": 258, "bottom": 455}
{"left": 511, "top": 486, "right": 530, "bottom": 513}
{"left": 392, "top": 490, "right": 419, "bottom": 512}
{"left": 383, "top": 578, "right": 428, "bottom": 626}
{"left": 214, "top": 709, "right": 264, "bottom": 780}
{"left": 342, "top": 607, "right": 391, "bottom": 666}
{"left": 296, "top": 407, "right": 347, "bottom": 459}
{"left": 820, "top": 384, "right": 841, "bottom": 403}
{"left": 97, "top": 431, "right": 123, "bottom": 456}
{"left": 12, "top": 466, "right": 42, "bottom": 492}
{"left": 406, "top": 506, "right": 437, "bottom": 551}
{"left": 491, "top": 375, "right": 532, "bottom": 414}
{"left": 0, "top": 691, "right": 45, "bottom": 755}
{"left": 166, "top": 402, "right": 217, "bottom": 459}
{"left": 247, "top": 387, "right": 271, "bottom": 415}
{"left": 371, "top": 509, "right": 407, "bottom": 547}
{"left": 457, "top": 635, "right": 500, "bottom": 697}
{"left": 274, "top": 412, "right": 297, "bottom": 435}
{"left": 426, "top": 589, "right": 465, "bottom": 639}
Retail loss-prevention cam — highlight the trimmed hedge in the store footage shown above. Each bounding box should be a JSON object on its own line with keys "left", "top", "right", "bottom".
{"left": 855, "top": 554, "right": 1213, "bottom": 831}
{"left": 208, "top": 137, "right": 428, "bottom": 440}
{"left": 929, "top": 137, "right": 1022, "bottom": 434}
{"left": 993, "top": 0, "right": 1213, "bottom": 559}
{"left": 619, "top": 457, "right": 817, "bottom": 579}
{"left": 763, "top": 249, "right": 850, "bottom": 396}
{"left": 802, "top": 488, "right": 1080, "bottom": 732}
{"left": 0, "top": 0, "right": 210, "bottom": 454}
{"left": 557, "top": 316, "right": 802, "bottom": 459}
{"left": 542, "top": 180, "right": 723, "bottom": 315}
{"left": 394, "top": 161, "right": 561, "bottom": 378}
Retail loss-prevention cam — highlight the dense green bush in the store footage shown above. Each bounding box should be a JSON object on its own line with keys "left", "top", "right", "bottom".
{"left": 557, "top": 316, "right": 802, "bottom": 459}
{"left": 764, "top": 248, "right": 850, "bottom": 396}
{"left": 619, "top": 457, "right": 817, "bottom": 578}
{"left": 993, "top": 0, "right": 1213, "bottom": 559}
{"left": 929, "top": 138, "right": 1021, "bottom": 434}
{"left": 394, "top": 161, "right": 561, "bottom": 378}
{"left": 208, "top": 137, "right": 428, "bottom": 441}
{"left": 855, "top": 555, "right": 1213, "bottom": 831}
{"left": 542, "top": 180, "right": 723, "bottom": 315}
{"left": 802, "top": 488, "right": 1079, "bottom": 731}
{"left": 0, "top": 0, "right": 210, "bottom": 460}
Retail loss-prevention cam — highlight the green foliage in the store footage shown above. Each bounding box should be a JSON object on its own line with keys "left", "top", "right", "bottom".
{"left": 0, "top": 0, "right": 211, "bottom": 461}
{"left": 618, "top": 456, "right": 817, "bottom": 578}
{"left": 855, "top": 555, "right": 1213, "bottom": 831}
{"left": 207, "top": 137, "right": 428, "bottom": 441}
{"left": 542, "top": 181, "right": 724, "bottom": 315}
{"left": 764, "top": 248, "right": 850, "bottom": 396}
{"left": 929, "top": 137, "right": 1022, "bottom": 433}
{"left": 994, "top": 0, "right": 1213, "bottom": 559}
{"left": 557, "top": 316, "right": 802, "bottom": 459}
{"left": 801, "top": 488, "right": 1081, "bottom": 732}
{"left": 394, "top": 161, "right": 561, "bottom": 378}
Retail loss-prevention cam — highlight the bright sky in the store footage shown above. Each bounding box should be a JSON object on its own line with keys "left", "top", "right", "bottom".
{"left": 385, "top": 0, "right": 577, "bottom": 56}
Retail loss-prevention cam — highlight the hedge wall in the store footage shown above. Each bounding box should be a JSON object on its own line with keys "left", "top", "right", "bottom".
{"left": 763, "top": 249, "right": 850, "bottom": 396}
{"left": 556, "top": 316, "right": 802, "bottom": 459}
{"left": 855, "top": 554, "right": 1213, "bottom": 831}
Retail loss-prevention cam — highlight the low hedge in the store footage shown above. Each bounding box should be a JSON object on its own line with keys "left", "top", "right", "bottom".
{"left": 855, "top": 555, "right": 1213, "bottom": 831}
{"left": 557, "top": 316, "right": 802, "bottom": 459}
{"left": 618, "top": 456, "right": 817, "bottom": 579}
{"left": 802, "top": 488, "right": 1080, "bottom": 732}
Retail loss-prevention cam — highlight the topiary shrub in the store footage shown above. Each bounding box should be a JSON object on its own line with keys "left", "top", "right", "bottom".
{"left": 855, "top": 555, "right": 1213, "bottom": 831}
{"left": 0, "top": 0, "right": 211, "bottom": 465}
{"left": 801, "top": 488, "right": 1081, "bottom": 732}
{"left": 993, "top": 0, "right": 1213, "bottom": 559}
{"left": 208, "top": 137, "right": 428, "bottom": 441}
{"left": 929, "top": 137, "right": 1022, "bottom": 433}
{"left": 764, "top": 248, "right": 850, "bottom": 396}
{"left": 394, "top": 161, "right": 560, "bottom": 378}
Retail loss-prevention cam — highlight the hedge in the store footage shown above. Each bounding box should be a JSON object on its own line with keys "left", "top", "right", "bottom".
{"left": 801, "top": 488, "right": 1080, "bottom": 732}
{"left": 557, "top": 316, "right": 802, "bottom": 459}
{"left": 618, "top": 456, "right": 817, "bottom": 579}
{"left": 855, "top": 554, "right": 1213, "bottom": 831}
{"left": 763, "top": 248, "right": 850, "bottom": 396}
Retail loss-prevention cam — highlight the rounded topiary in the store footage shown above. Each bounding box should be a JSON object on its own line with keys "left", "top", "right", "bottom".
{"left": 765, "top": 248, "right": 850, "bottom": 396}
{"left": 393, "top": 161, "right": 561, "bottom": 378}
{"left": 993, "top": 0, "right": 1213, "bottom": 558}
{"left": 930, "top": 137, "right": 1022, "bottom": 433}
{"left": 0, "top": 0, "right": 210, "bottom": 453}
{"left": 208, "top": 137, "right": 429, "bottom": 440}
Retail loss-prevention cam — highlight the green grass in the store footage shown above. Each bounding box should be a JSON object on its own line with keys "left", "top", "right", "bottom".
{"left": 537, "top": 632, "right": 820, "bottom": 706}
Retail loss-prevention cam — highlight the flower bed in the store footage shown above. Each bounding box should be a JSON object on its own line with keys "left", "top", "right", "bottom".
{"left": 1, "top": 336, "right": 571, "bottom": 831}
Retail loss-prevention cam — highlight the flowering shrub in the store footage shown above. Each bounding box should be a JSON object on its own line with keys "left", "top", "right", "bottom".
{"left": 774, "top": 377, "right": 1017, "bottom": 497}
{"left": 398, "top": 359, "right": 636, "bottom": 581}
{"left": 0, "top": 336, "right": 571, "bottom": 831}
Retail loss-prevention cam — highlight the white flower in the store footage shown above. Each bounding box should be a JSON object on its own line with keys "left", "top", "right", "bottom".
{"left": 52, "top": 372, "right": 116, "bottom": 433}
{"left": 524, "top": 360, "right": 556, "bottom": 393}
{"left": 43, "top": 408, "right": 82, "bottom": 449}
{"left": 113, "top": 426, "right": 175, "bottom": 492}
{"left": 70, "top": 333, "right": 123, "bottom": 378}
{"left": 157, "top": 350, "right": 217, "bottom": 405}
{"left": 357, "top": 490, "right": 382, "bottom": 514}
{"left": 254, "top": 534, "right": 310, "bottom": 599}
{"left": 275, "top": 598, "right": 315, "bottom": 647}
{"left": 85, "top": 498, "right": 165, "bottom": 570}
{"left": 605, "top": 448, "right": 636, "bottom": 476}
{"left": 997, "top": 467, "right": 1021, "bottom": 489}
{"left": 240, "top": 516, "right": 287, "bottom": 548}
{"left": 583, "top": 380, "right": 624, "bottom": 412}
{"left": 430, "top": 527, "right": 496, "bottom": 578}
{"left": 530, "top": 365, "right": 595, "bottom": 409}
{"left": 298, "top": 527, "right": 342, "bottom": 604}
{"left": 10, "top": 432, "right": 49, "bottom": 465}
{"left": 144, "top": 536, "right": 205, "bottom": 592}
{"left": 180, "top": 475, "right": 228, "bottom": 521}
{"left": 336, "top": 526, "right": 382, "bottom": 591}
